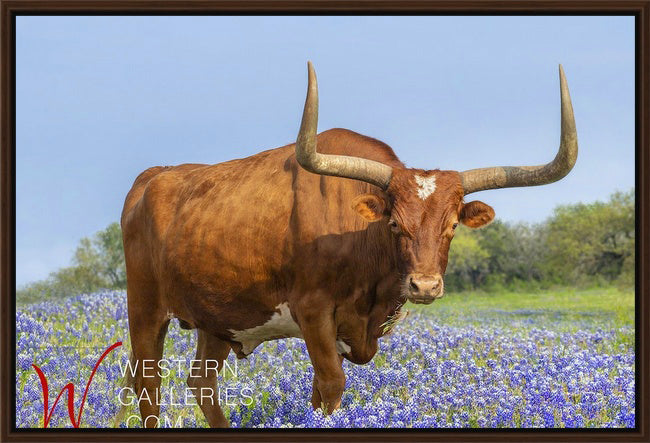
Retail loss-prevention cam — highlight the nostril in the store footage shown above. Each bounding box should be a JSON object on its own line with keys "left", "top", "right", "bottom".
{"left": 409, "top": 277, "right": 419, "bottom": 293}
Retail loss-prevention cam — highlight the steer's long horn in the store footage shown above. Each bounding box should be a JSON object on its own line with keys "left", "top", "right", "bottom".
{"left": 460, "top": 65, "right": 578, "bottom": 195}
{"left": 295, "top": 61, "right": 394, "bottom": 189}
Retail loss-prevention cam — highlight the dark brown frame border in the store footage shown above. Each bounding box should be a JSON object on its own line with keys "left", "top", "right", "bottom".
{"left": 2, "top": 2, "right": 648, "bottom": 442}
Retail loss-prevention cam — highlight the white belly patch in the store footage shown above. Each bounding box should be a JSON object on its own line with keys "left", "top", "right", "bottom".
{"left": 228, "top": 302, "right": 353, "bottom": 356}
{"left": 229, "top": 302, "right": 303, "bottom": 355}
{"left": 336, "top": 340, "right": 352, "bottom": 354}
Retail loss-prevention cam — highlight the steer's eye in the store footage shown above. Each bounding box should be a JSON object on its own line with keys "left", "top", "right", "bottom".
{"left": 452, "top": 223, "right": 459, "bottom": 230}
{"left": 388, "top": 219, "right": 400, "bottom": 233}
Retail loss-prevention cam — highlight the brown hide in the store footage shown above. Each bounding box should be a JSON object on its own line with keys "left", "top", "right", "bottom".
{"left": 122, "top": 129, "right": 406, "bottom": 362}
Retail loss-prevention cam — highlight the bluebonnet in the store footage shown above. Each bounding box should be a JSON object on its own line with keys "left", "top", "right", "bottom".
{"left": 15, "top": 290, "right": 635, "bottom": 428}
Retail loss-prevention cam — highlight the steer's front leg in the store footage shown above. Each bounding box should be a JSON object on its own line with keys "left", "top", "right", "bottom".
{"left": 310, "top": 354, "right": 344, "bottom": 411}
{"left": 296, "top": 310, "right": 345, "bottom": 414}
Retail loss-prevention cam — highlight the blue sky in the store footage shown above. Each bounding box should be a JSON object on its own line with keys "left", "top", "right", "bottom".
{"left": 16, "top": 16, "right": 635, "bottom": 287}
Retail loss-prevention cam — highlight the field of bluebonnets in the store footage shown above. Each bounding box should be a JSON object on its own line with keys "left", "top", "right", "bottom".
{"left": 16, "top": 287, "right": 635, "bottom": 428}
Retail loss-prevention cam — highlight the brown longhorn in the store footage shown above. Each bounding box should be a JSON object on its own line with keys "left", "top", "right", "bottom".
{"left": 121, "top": 62, "right": 578, "bottom": 427}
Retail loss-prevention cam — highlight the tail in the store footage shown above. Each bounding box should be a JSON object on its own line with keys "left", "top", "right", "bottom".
{"left": 113, "top": 351, "right": 136, "bottom": 427}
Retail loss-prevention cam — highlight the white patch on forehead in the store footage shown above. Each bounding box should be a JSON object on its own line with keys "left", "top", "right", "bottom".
{"left": 414, "top": 174, "right": 437, "bottom": 200}
{"left": 228, "top": 302, "right": 303, "bottom": 355}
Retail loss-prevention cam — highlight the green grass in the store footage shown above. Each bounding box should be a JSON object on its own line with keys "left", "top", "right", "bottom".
{"left": 443, "top": 287, "right": 633, "bottom": 313}
{"left": 408, "top": 287, "right": 634, "bottom": 332}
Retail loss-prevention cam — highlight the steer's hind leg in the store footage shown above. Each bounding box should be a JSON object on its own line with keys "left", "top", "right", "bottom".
{"left": 127, "top": 289, "right": 170, "bottom": 428}
{"left": 187, "top": 329, "right": 232, "bottom": 428}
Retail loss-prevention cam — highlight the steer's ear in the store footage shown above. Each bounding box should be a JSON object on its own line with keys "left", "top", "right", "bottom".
{"left": 352, "top": 194, "right": 387, "bottom": 222}
{"left": 460, "top": 201, "right": 495, "bottom": 228}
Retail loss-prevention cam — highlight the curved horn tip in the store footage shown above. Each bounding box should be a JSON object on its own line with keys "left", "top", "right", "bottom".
{"left": 306, "top": 61, "right": 317, "bottom": 87}
{"left": 460, "top": 64, "right": 577, "bottom": 195}
{"left": 559, "top": 64, "right": 568, "bottom": 85}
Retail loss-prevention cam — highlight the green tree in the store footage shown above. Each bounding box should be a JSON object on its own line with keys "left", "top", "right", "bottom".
{"left": 17, "top": 222, "right": 126, "bottom": 304}
{"left": 475, "top": 220, "right": 545, "bottom": 285}
{"left": 446, "top": 227, "right": 490, "bottom": 289}
{"left": 73, "top": 222, "right": 126, "bottom": 288}
{"left": 542, "top": 190, "right": 634, "bottom": 285}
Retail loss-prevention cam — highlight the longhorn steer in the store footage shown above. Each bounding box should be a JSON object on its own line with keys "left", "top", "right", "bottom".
{"left": 120, "top": 63, "right": 577, "bottom": 427}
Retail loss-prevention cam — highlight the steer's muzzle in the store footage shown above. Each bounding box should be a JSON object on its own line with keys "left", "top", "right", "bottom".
{"left": 405, "top": 273, "right": 444, "bottom": 304}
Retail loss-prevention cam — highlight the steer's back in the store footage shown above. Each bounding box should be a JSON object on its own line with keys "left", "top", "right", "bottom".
{"left": 122, "top": 145, "right": 294, "bottom": 291}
